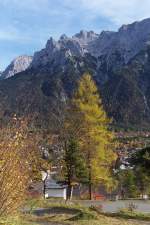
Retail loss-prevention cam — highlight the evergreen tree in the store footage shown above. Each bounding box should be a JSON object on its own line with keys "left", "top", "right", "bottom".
{"left": 63, "top": 138, "right": 87, "bottom": 200}
{"left": 117, "top": 169, "right": 138, "bottom": 198}
{"left": 130, "top": 147, "right": 150, "bottom": 196}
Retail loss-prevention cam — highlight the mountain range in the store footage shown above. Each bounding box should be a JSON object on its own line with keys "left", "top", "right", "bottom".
{"left": 1, "top": 18, "right": 150, "bottom": 129}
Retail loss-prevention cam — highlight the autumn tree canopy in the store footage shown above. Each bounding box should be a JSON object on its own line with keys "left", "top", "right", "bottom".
{"left": 71, "top": 73, "right": 117, "bottom": 199}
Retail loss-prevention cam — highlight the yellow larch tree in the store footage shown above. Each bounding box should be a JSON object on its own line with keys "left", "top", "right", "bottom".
{"left": 72, "top": 73, "right": 117, "bottom": 199}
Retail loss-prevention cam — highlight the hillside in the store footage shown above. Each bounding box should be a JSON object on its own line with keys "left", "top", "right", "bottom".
{"left": 1, "top": 18, "right": 150, "bottom": 129}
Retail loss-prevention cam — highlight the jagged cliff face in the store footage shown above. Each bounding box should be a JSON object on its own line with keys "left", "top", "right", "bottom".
{"left": 1, "top": 18, "right": 150, "bottom": 128}
{"left": 3, "top": 18, "right": 150, "bottom": 78}
{"left": 31, "top": 18, "right": 150, "bottom": 70}
{"left": 31, "top": 31, "right": 98, "bottom": 69}
{"left": 1, "top": 55, "right": 32, "bottom": 79}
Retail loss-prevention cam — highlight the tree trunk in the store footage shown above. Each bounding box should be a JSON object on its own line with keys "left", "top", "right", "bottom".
{"left": 67, "top": 183, "right": 72, "bottom": 200}
{"left": 88, "top": 149, "right": 92, "bottom": 200}
{"left": 88, "top": 163, "right": 92, "bottom": 200}
{"left": 89, "top": 182, "right": 92, "bottom": 200}
{"left": 43, "top": 179, "right": 46, "bottom": 199}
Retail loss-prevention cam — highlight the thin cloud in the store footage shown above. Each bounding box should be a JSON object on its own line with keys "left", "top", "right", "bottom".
{"left": 69, "top": 0, "right": 150, "bottom": 25}
{"left": 1, "top": 0, "right": 150, "bottom": 26}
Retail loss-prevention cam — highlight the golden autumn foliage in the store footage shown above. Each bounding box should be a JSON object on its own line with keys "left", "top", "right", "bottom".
{"left": 0, "top": 117, "right": 46, "bottom": 216}
{"left": 70, "top": 73, "right": 117, "bottom": 198}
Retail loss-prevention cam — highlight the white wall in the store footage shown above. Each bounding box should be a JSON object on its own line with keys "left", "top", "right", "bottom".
{"left": 45, "top": 188, "right": 67, "bottom": 200}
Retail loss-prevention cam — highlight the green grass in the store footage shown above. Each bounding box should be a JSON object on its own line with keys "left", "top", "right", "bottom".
{"left": 0, "top": 199, "right": 144, "bottom": 225}
{"left": 23, "top": 199, "right": 138, "bottom": 225}
{"left": 25, "top": 197, "right": 67, "bottom": 209}
{"left": 0, "top": 215, "right": 35, "bottom": 225}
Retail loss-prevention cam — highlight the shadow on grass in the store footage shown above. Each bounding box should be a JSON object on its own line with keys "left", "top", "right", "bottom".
{"left": 69, "top": 211, "right": 97, "bottom": 221}
{"left": 28, "top": 205, "right": 98, "bottom": 224}
{"left": 33, "top": 207, "right": 81, "bottom": 217}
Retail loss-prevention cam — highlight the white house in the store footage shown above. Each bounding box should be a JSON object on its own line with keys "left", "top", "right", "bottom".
{"left": 42, "top": 172, "right": 67, "bottom": 200}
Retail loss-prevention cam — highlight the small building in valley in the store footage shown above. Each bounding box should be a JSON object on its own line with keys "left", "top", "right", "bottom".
{"left": 42, "top": 172, "right": 67, "bottom": 200}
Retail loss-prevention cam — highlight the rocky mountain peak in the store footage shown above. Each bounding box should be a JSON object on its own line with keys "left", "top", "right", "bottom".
{"left": 1, "top": 55, "right": 32, "bottom": 79}
{"left": 119, "top": 18, "right": 150, "bottom": 34}
{"left": 4, "top": 18, "right": 150, "bottom": 79}
{"left": 73, "top": 30, "right": 99, "bottom": 44}
{"left": 31, "top": 18, "right": 150, "bottom": 70}
{"left": 46, "top": 37, "right": 60, "bottom": 50}
{"left": 60, "top": 34, "right": 68, "bottom": 40}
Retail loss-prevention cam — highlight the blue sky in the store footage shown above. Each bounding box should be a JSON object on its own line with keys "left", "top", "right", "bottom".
{"left": 0, "top": 0, "right": 150, "bottom": 70}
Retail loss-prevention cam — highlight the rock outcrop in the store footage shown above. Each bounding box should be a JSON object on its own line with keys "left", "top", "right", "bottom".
{"left": 1, "top": 55, "right": 32, "bottom": 79}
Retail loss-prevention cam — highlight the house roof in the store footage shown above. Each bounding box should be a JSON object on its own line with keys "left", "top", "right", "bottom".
{"left": 45, "top": 176, "right": 67, "bottom": 190}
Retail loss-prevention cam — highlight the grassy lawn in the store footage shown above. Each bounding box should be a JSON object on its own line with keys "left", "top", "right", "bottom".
{"left": 0, "top": 215, "right": 34, "bottom": 225}
{"left": 103, "top": 210, "right": 150, "bottom": 221}
{"left": 23, "top": 213, "right": 137, "bottom": 225}
{"left": 0, "top": 199, "right": 149, "bottom": 225}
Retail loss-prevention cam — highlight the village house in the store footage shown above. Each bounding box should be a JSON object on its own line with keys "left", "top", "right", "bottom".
{"left": 42, "top": 171, "right": 67, "bottom": 200}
